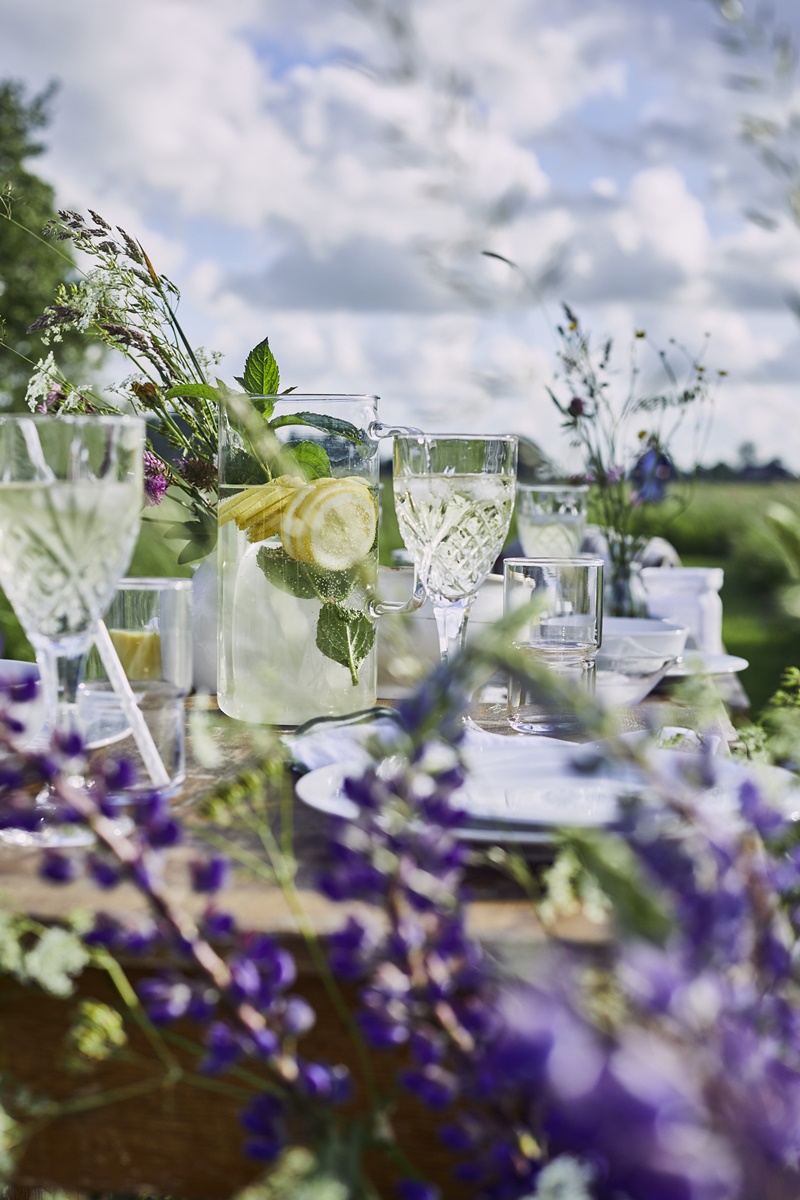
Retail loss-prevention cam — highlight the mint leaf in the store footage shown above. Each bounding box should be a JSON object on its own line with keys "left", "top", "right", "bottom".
{"left": 256, "top": 546, "right": 355, "bottom": 603}
{"left": 239, "top": 337, "right": 280, "bottom": 407}
{"left": 316, "top": 603, "right": 375, "bottom": 686}
{"left": 289, "top": 441, "right": 332, "bottom": 480}
{"left": 270, "top": 412, "right": 366, "bottom": 446}
{"left": 164, "top": 383, "right": 221, "bottom": 403}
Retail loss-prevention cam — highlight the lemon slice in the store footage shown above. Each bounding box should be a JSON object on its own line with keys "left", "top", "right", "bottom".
{"left": 280, "top": 477, "right": 377, "bottom": 570}
{"left": 219, "top": 476, "right": 304, "bottom": 541}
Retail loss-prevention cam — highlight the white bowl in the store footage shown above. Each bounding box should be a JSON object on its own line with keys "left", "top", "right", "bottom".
{"left": 599, "top": 617, "right": 689, "bottom": 663}
{"left": 596, "top": 617, "right": 689, "bottom": 708}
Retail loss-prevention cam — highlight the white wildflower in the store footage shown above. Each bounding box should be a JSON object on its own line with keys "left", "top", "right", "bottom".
{"left": 530, "top": 1156, "right": 595, "bottom": 1200}
{"left": 24, "top": 351, "right": 60, "bottom": 411}
{"left": 22, "top": 927, "right": 88, "bottom": 997}
{"left": 0, "top": 1103, "right": 21, "bottom": 1181}
{"left": 0, "top": 912, "right": 24, "bottom": 976}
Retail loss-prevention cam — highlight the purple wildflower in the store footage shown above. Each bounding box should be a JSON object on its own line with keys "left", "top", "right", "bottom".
{"left": 143, "top": 450, "right": 169, "bottom": 507}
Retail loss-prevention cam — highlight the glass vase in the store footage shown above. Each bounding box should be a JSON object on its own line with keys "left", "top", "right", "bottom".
{"left": 604, "top": 532, "right": 648, "bottom": 618}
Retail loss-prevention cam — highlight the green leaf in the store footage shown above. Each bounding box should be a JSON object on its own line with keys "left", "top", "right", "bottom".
{"left": 163, "top": 383, "right": 221, "bottom": 403}
{"left": 565, "top": 831, "right": 672, "bottom": 945}
{"left": 289, "top": 441, "right": 332, "bottom": 480}
{"left": 316, "top": 603, "right": 376, "bottom": 686}
{"left": 256, "top": 545, "right": 356, "bottom": 603}
{"left": 239, "top": 336, "right": 280, "bottom": 406}
{"left": 270, "top": 411, "right": 366, "bottom": 446}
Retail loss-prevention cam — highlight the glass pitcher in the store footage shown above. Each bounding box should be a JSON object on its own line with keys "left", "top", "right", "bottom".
{"left": 217, "top": 394, "right": 422, "bottom": 726}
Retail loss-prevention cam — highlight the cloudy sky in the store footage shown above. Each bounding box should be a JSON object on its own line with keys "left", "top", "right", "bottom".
{"left": 3, "top": 0, "right": 800, "bottom": 469}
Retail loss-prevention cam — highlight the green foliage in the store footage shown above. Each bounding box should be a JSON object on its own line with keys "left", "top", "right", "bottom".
{"left": 290, "top": 441, "right": 333, "bottom": 480}
{"left": 316, "top": 604, "right": 376, "bottom": 686}
{"left": 0, "top": 81, "right": 97, "bottom": 406}
{"left": 256, "top": 545, "right": 357, "bottom": 604}
{"left": 236, "top": 335, "right": 281, "bottom": 403}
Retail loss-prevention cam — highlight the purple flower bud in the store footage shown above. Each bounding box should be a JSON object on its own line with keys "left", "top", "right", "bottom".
{"left": 282, "top": 996, "right": 315, "bottom": 1036}
{"left": 53, "top": 729, "right": 84, "bottom": 758}
{"left": 396, "top": 1182, "right": 441, "bottom": 1200}
{"left": 102, "top": 757, "right": 137, "bottom": 792}
{"left": 40, "top": 850, "right": 79, "bottom": 884}
{"left": 83, "top": 914, "right": 120, "bottom": 948}
{"left": 568, "top": 395, "right": 586, "bottom": 417}
{"left": 358, "top": 1010, "right": 409, "bottom": 1048}
{"left": 202, "top": 908, "right": 236, "bottom": 939}
{"left": 88, "top": 854, "right": 121, "bottom": 889}
{"left": 1, "top": 714, "right": 26, "bottom": 736}
{"left": 201, "top": 1021, "right": 241, "bottom": 1074}
{"left": 0, "top": 764, "right": 24, "bottom": 790}
{"left": 398, "top": 1065, "right": 455, "bottom": 1108}
{"left": 229, "top": 956, "right": 262, "bottom": 1002}
{"left": 190, "top": 855, "right": 228, "bottom": 893}
{"left": 187, "top": 986, "right": 218, "bottom": 1022}
{"left": 143, "top": 450, "right": 169, "bottom": 507}
{"left": 240, "top": 1092, "right": 285, "bottom": 1161}
{"left": 8, "top": 673, "right": 38, "bottom": 705}
{"left": 146, "top": 817, "right": 182, "bottom": 848}
{"left": 250, "top": 1027, "right": 278, "bottom": 1058}
{"left": 138, "top": 978, "right": 192, "bottom": 1024}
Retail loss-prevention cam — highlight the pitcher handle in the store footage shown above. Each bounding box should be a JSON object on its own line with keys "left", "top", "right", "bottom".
{"left": 368, "top": 572, "right": 426, "bottom": 619}
{"left": 366, "top": 421, "right": 426, "bottom": 616}
{"left": 367, "top": 421, "right": 423, "bottom": 441}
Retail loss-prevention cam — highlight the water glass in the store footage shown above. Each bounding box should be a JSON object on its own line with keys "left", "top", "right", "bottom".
{"left": 82, "top": 578, "right": 193, "bottom": 795}
{"left": 504, "top": 556, "right": 603, "bottom": 735}
{"left": 515, "top": 483, "right": 589, "bottom": 558}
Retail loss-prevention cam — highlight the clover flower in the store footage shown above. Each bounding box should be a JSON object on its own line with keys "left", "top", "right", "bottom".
{"left": 143, "top": 450, "right": 170, "bottom": 507}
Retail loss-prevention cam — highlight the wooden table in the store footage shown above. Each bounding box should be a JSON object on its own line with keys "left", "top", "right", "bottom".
{"left": 0, "top": 679, "right": 745, "bottom": 1198}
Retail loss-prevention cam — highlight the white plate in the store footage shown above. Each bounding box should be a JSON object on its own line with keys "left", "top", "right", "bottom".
{"left": 295, "top": 745, "right": 798, "bottom": 845}
{"left": 666, "top": 652, "right": 749, "bottom": 679}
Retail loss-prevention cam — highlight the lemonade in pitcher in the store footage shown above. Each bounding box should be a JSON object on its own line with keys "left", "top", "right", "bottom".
{"left": 217, "top": 395, "right": 382, "bottom": 726}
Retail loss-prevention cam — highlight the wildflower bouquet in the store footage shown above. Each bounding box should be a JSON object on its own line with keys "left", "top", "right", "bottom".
{"left": 1, "top": 641, "right": 800, "bottom": 1200}
{"left": 548, "top": 304, "right": 722, "bottom": 613}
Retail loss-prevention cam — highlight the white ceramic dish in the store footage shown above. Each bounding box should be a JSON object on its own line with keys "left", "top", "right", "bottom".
{"left": 666, "top": 652, "right": 749, "bottom": 679}
{"left": 599, "top": 616, "right": 688, "bottom": 662}
{"left": 295, "top": 744, "right": 797, "bottom": 845}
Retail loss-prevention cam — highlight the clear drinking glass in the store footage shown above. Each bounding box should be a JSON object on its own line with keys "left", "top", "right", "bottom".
{"left": 504, "top": 556, "right": 603, "bottom": 735}
{"left": 393, "top": 434, "right": 518, "bottom": 663}
{"left": 81, "top": 577, "right": 193, "bottom": 795}
{"left": 516, "top": 483, "right": 588, "bottom": 557}
{"left": 0, "top": 414, "right": 144, "bottom": 836}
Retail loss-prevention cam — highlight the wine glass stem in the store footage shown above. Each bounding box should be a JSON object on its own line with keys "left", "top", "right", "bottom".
{"left": 36, "top": 643, "right": 87, "bottom": 739}
{"left": 432, "top": 597, "right": 473, "bottom": 664}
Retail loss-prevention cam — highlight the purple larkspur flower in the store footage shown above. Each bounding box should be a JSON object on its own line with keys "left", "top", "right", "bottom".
{"left": 190, "top": 855, "right": 228, "bottom": 893}
{"left": 143, "top": 450, "right": 169, "bottom": 507}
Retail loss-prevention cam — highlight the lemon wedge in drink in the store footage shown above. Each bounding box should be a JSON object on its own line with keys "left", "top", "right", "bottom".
{"left": 218, "top": 475, "right": 304, "bottom": 543}
{"left": 280, "top": 477, "right": 377, "bottom": 570}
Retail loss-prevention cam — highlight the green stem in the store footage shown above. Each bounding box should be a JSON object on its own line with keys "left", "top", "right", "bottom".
{"left": 94, "top": 949, "right": 182, "bottom": 1080}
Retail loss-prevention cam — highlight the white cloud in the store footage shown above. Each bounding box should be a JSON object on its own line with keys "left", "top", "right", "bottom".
{"left": 2, "top": 0, "right": 800, "bottom": 467}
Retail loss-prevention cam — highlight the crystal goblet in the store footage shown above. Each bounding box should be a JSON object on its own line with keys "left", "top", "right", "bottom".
{"left": 0, "top": 414, "right": 144, "bottom": 842}
{"left": 392, "top": 434, "right": 517, "bottom": 665}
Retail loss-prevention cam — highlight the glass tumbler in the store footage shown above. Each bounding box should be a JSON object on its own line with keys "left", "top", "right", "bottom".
{"left": 504, "top": 556, "right": 603, "bottom": 736}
